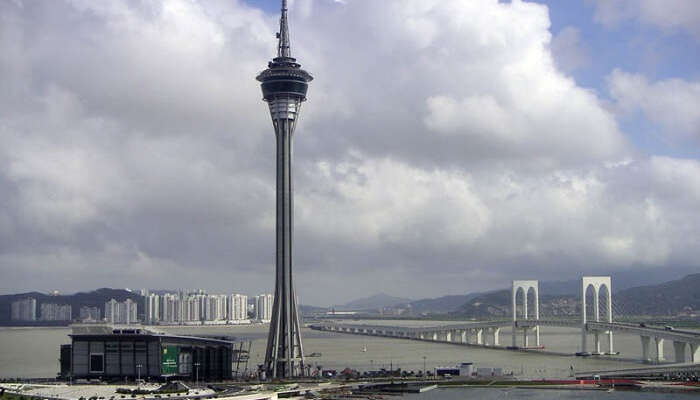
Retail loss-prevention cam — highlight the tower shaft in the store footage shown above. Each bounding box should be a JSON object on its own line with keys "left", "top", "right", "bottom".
{"left": 264, "top": 98, "right": 304, "bottom": 378}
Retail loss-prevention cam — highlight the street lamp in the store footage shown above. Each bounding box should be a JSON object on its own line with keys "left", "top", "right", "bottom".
{"left": 194, "top": 362, "right": 201, "bottom": 386}
{"left": 136, "top": 364, "right": 142, "bottom": 390}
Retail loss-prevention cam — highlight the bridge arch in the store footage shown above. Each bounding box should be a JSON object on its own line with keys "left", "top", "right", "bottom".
{"left": 512, "top": 280, "right": 539, "bottom": 347}
{"left": 581, "top": 276, "right": 613, "bottom": 354}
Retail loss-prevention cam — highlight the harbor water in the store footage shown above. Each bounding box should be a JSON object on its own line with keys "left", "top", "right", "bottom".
{"left": 0, "top": 320, "right": 675, "bottom": 379}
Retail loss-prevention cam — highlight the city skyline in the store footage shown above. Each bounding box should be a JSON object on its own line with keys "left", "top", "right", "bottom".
{"left": 4, "top": 289, "right": 274, "bottom": 325}
{"left": 0, "top": 1, "right": 699, "bottom": 306}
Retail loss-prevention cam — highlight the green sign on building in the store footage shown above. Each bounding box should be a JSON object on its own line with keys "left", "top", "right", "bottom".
{"left": 161, "top": 346, "right": 179, "bottom": 375}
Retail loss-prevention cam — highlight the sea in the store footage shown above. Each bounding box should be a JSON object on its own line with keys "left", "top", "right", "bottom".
{"left": 0, "top": 321, "right": 694, "bottom": 399}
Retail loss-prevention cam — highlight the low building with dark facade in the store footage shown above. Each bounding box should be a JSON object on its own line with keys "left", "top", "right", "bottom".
{"left": 60, "top": 325, "right": 233, "bottom": 382}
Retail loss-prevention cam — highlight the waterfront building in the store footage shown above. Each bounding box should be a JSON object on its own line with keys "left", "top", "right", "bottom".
{"left": 11, "top": 298, "right": 36, "bottom": 321}
{"left": 257, "top": 0, "right": 311, "bottom": 378}
{"left": 60, "top": 325, "right": 233, "bottom": 381}
{"left": 40, "top": 303, "right": 72, "bottom": 321}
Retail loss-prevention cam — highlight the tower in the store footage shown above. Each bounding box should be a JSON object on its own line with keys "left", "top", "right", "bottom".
{"left": 257, "top": 0, "right": 312, "bottom": 379}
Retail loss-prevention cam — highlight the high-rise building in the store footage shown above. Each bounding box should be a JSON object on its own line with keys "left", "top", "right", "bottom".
{"left": 105, "top": 299, "right": 118, "bottom": 323}
{"left": 10, "top": 298, "right": 37, "bottom": 321}
{"left": 104, "top": 298, "right": 138, "bottom": 324}
{"left": 162, "top": 293, "right": 178, "bottom": 323}
{"left": 257, "top": 0, "right": 311, "bottom": 378}
{"left": 79, "top": 306, "right": 101, "bottom": 322}
{"left": 145, "top": 293, "right": 160, "bottom": 324}
{"left": 256, "top": 294, "right": 274, "bottom": 322}
{"left": 228, "top": 294, "right": 248, "bottom": 321}
{"left": 40, "top": 303, "right": 72, "bottom": 321}
{"left": 203, "top": 294, "right": 226, "bottom": 322}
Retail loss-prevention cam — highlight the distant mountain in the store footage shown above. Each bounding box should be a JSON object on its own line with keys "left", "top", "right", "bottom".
{"left": 536, "top": 268, "right": 698, "bottom": 296}
{"left": 335, "top": 293, "right": 412, "bottom": 311}
{"left": 451, "top": 290, "right": 511, "bottom": 318}
{"left": 300, "top": 304, "right": 328, "bottom": 314}
{"left": 390, "top": 293, "right": 487, "bottom": 315}
{"left": 615, "top": 273, "right": 700, "bottom": 315}
{"left": 0, "top": 288, "right": 141, "bottom": 324}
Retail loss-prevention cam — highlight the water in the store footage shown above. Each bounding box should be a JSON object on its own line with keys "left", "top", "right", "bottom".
{"left": 0, "top": 321, "right": 680, "bottom": 379}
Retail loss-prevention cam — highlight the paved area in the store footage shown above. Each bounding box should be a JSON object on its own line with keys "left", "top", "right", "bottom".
{"left": 0, "top": 384, "right": 216, "bottom": 400}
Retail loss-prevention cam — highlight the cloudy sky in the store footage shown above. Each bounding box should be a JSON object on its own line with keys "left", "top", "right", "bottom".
{"left": 1, "top": 0, "right": 699, "bottom": 305}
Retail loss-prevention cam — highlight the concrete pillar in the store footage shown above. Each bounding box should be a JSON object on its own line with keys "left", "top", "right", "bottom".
{"left": 691, "top": 343, "right": 700, "bottom": 363}
{"left": 581, "top": 284, "right": 587, "bottom": 353}
{"left": 594, "top": 331, "right": 601, "bottom": 354}
{"left": 493, "top": 328, "right": 500, "bottom": 346}
{"left": 461, "top": 330, "right": 467, "bottom": 344}
{"left": 523, "top": 327, "right": 529, "bottom": 348}
{"left": 655, "top": 337, "right": 664, "bottom": 362}
{"left": 673, "top": 342, "right": 687, "bottom": 363}
{"left": 534, "top": 288, "right": 540, "bottom": 347}
{"left": 445, "top": 331, "right": 452, "bottom": 342}
{"left": 432, "top": 332, "right": 438, "bottom": 341}
{"left": 593, "top": 289, "right": 600, "bottom": 322}
{"left": 605, "top": 282, "right": 613, "bottom": 354}
{"left": 641, "top": 336, "right": 651, "bottom": 362}
{"left": 512, "top": 286, "right": 517, "bottom": 348}
{"left": 476, "top": 329, "right": 483, "bottom": 345}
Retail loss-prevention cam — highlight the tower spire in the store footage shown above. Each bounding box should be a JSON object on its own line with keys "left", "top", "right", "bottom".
{"left": 278, "top": 0, "right": 291, "bottom": 58}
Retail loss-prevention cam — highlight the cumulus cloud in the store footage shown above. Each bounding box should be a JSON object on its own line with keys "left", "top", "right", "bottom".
{"left": 609, "top": 70, "right": 700, "bottom": 144}
{"left": 0, "top": 0, "right": 698, "bottom": 303}
{"left": 589, "top": 0, "right": 700, "bottom": 39}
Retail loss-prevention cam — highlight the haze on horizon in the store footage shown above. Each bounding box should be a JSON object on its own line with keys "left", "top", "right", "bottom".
{"left": 0, "top": 0, "right": 699, "bottom": 306}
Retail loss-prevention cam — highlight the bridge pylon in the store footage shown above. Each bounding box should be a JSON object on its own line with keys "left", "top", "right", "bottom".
{"left": 581, "top": 276, "right": 613, "bottom": 355}
{"left": 512, "top": 280, "right": 539, "bottom": 348}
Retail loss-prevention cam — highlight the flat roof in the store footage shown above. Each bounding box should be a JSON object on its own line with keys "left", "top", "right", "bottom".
{"left": 69, "top": 324, "right": 234, "bottom": 346}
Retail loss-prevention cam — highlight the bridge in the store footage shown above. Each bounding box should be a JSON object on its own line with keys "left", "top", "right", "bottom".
{"left": 310, "top": 276, "right": 700, "bottom": 364}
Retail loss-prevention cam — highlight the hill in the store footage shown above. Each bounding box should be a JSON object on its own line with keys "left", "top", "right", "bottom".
{"left": 334, "top": 293, "right": 412, "bottom": 311}
{"left": 0, "top": 288, "right": 141, "bottom": 325}
{"left": 614, "top": 273, "right": 700, "bottom": 315}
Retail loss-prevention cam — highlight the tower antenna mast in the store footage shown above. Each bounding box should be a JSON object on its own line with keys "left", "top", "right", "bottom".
{"left": 278, "top": 0, "right": 291, "bottom": 58}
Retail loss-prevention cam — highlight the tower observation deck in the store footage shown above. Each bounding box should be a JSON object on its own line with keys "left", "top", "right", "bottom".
{"left": 256, "top": 0, "right": 312, "bottom": 379}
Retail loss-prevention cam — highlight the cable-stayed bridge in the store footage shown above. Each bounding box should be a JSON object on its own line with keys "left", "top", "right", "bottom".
{"left": 309, "top": 276, "right": 700, "bottom": 364}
